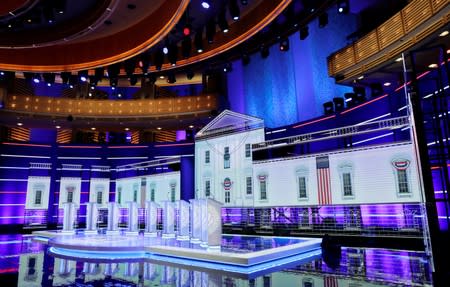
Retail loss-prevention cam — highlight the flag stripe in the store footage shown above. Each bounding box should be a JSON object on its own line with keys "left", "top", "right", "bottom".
{"left": 317, "top": 167, "right": 331, "bottom": 205}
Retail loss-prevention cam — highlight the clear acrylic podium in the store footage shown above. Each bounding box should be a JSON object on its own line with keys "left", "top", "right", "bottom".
{"left": 85, "top": 202, "right": 98, "bottom": 235}
{"left": 106, "top": 202, "right": 120, "bottom": 235}
{"left": 176, "top": 200, "right": 190, "bottom": 240}
{"left": 62, "top": 202, "right": 76, "bottom": 235}
{"left": 125, "top": 201, "right": 139, "bottom": 236}
{"left": 162, "top": 201, "right": 176, "bottom": 238}
{"left": 144, "top": 201, "right": 159, "bottom": 237}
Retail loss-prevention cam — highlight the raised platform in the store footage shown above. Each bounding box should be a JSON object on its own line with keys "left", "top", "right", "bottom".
{"left": 35, "top": 230, "right": 321, "bottom": 268}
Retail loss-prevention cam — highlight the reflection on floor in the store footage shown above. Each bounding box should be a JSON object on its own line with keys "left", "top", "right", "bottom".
{"left": 0, "top": 234, "right": 433, "bottom": 286}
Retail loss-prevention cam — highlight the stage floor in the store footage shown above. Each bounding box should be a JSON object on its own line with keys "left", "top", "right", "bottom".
{"left": 34, "top": 230, "right": 321, "bottom": 267}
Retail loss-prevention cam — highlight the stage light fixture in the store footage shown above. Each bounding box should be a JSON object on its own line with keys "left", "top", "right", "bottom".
{"left": 223, "top": 62, "right": 232, "bottom": 73}
{"left": 218, "top": 10, "right": 229, "bottom": 33}
{"left": 279, "top": 38, "right": 289, "bottom": 51}
{"left": 139, "top": 53, "right": 150, "bottom": 74}
{"left": 318, "top": 12, "right": 328, "bottom": 28}
{"left": 241, "top": 0, "right": 248, "bottom": 5}
{"left": 33, "top": 74, "right": 41, "bottom": 83}
{"left": 78, "top": 70, "right": 88, "bottom": 82}
{"left": 206, "top": 18, "right": 216, "bottom": 43}
{"left": 333, "top": 97, "right": 344, "bottom": 112}
{"left": 43, "top": 73, "right": 55, "bottom": 86}
{"left": 337, "top": 0, "right": 349, "bottom": 14}
{"left": 260, "top": 45, "right": 269, "bottom": 59}
{"left": 167, "top": 73, "right": 176, "bottom": 84}
{"left": 60, "top": 72, "right": 71, "bottom": 84}
{"left": 201, "top": 1, "right": 211, "bottom": 9}
{"left": 323, "top": 101, "right": 334, "bottom": 115}
{"left": 168, "top": 43, "right": 178, "bottom": 66}
{"left": 299, "top": 25, "right": 309, "bottom": 40}
{"left": 186, "top": 70, "right": 194, "bottom": 80}
{"left": 154, "top": 50, "right": 164, "bottom": 70}
{"left": 195, "top": 31, "right": 204, "bottom": 53}
{"left": 242, "top": 53, "right": 250, "bottom": 66}
{"left": 181, "top": 36, "right": 192, "bottom": 58}
{"left": 229, "top": 0, "right": 240, "bottom": 21}
{"left": 183, "top": 23, "right": 191, "bottom": 36}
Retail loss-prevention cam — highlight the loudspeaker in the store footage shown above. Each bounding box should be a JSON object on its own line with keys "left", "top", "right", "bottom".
{"left": 323, "top": 101, "right": 334, "bottom": 115}
{"left": 333, "top": 97, "right": 344, "bottom": 112}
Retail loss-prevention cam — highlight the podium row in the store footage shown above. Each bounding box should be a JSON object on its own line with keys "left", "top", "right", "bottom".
{"left": 61, "top": 199, "right": 223, "bottom": 247}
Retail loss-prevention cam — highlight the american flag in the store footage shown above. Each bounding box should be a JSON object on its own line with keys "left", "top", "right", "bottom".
{"left": 316, "top": 156, "right": 332, "bottom": 205}
{"left": 324, "top": 275, "right": 339, "bottom": 287}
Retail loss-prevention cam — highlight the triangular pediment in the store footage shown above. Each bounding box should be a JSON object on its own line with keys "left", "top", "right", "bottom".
{"left": 196, "top": 110, "right": 264, "bottom": 139}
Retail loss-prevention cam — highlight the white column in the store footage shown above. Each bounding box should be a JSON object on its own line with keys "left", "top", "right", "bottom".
{"left": 144, "top": 201, "right": 158, "bottom": 236}
{"left": 62, "top": 202, "right": 76, "bottom": 234}
{"left": 177, "top": 200, "right": 190, "bottom": 240}
{"left": 106, "top": 202, "right": 120, "bottom": 235}
{"left": 85, "top": 202, "right": 98, "bottom": 235}
{"left": 162, "top": 201, "right": 175, "bottom": 238}
{"left": 125, "top": 201, "right": 139, "bottom": 235}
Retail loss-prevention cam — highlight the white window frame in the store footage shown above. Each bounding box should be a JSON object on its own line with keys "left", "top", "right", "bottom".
{"left": 224, "top": 146, "right": 230, "bottom": 169}
{"left": 258, "top": 175, "right": 268, "bottom": 201}
{"left": 170, "top": 183, "right": 176, "bottom": 202}
{"left": 246, "top": 176, "right": 252, "bottom": 195}
{"left": 34, "top": 189, "right": 42, "bottom": 206}
{"left": 392, "top": 159, "right": 412, "bottom": 197}
{"left": 225, "top": 190, "right": 231, "bottom": 203}
{"left": 296, "top": 168, "right": 309, "bottom": 201}
{"left": 150, "top": 184, "right": 156, "bottom": 202}
{"left": 96, "top": 191, "right": 103, "bottom": 204}
{"left": 245, "top": 143, "right": 251, "bottom": 158}
{"left": 205, "top": 179, "right": 211, "bottom": 197}
{"left": 205, "top": 150, "right": 210, "bottom": 164}
{"left": 67, "top": 190, "right": 73, "bottom": 203}
{"left": 339, "top": 164, "right": 354, "bottom": 199}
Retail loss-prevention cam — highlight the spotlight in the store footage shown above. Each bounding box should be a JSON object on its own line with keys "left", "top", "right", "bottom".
{"left": 168, "top": 43, "right": 178, "bottom": 66}
{"left": 129, "top": 75, "right": 138, "bottom": 86}
{"left": 323, "top": 101, "right": 334, "bottom": 115}
{"left": 78, "top": 70, "right": 88, "bottom": 82}
{"left": 241, "top": 0, "right": 248, "bottom": 5}
{"left": 319, "top": 13, "right": 328, "bottom": 28}
{"left": 167, "top": 73, "right": 176, "bottom": 84}
{"left": 181, "top": 36, "right": 192, "bottom": 58}
{"left": 333, "top": 97, "right": 344, "bottom": 112}
{"left": 183, "top": 23, "right": 191, "bottom": 36}
{"left": 32, "top": 74, "right": 41, "bottom": 83}
{"left": 186, "top": 70, "right": 194, "bottom": 80}
{"left": 279, "top": 38, "right": 289, "bottom": 51}
{"left": 260, "top": 45, "right": 269, "bottom": 59}
{"left": 162, "top": 37, "right": 170, "bottom": 55}
{"left": 195, "top": 30, "right": 204, "bottom": 53}
{"left": 205, "top": 18, "right": 216, "bottom": 44}
{"left": 43, "top": 73, "right": 55, "bottom": 85}
{"left": 218, "top": 10, "right": 229, "bottom": 33}
{"left": 242, "top": 53, "right": 250, "bottom": 66}
{"left": 300, "top": 25, "right": 309, "bottom": 40}
{"left": 337, "top": 0, "right": 349, "bottom": 14}
{"left": 223, "top": 62, "right": 232, "bottom": 73}
{"left": 60, "top": 72, "right": 71, "bottom": 84}
{"left": 154, "top": 50, "right": 164, "bottom": 70}
{"left": 229, "top": 0, "right": 240, "bottom": 21}
{"left": 124, "top": 58, "right": 136, "bottom": 77}
{"left": 201, "top": 1, "right": 211, "bottom": 9}
{"left": 139, "top": 52, "right": 150, "bottom": 74}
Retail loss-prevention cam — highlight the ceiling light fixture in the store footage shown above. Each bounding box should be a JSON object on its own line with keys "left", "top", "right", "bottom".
{"left": 395, "top": 57, "right": 403, "bottom": 62}
{"left": 201, "top": 1, "right": 210, "bottom": 9}
{"left": 428, "top": 63, "right": 438, "bottom": 69}
{"left": 383, "top": 82, "right": 391, "bottom": 87}
{"left": 439, "top": 30, "right": 449, "bottom": 37}
{"left": 17, "top": 122, "right": 23, "bottom": 126}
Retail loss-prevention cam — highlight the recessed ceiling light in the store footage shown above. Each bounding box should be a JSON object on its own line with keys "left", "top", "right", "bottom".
{"left": 447, "top": 49, "right": 450, "bottom": 54}
{"left": 189, "top": 125, "right": 194, "bottom": 129}
{"left": 56, "top": 125, "right": 61, "bottom": 129}
{"left": 91, "top": 127, "right": 96, "bottom": 130}
{"left": 383, "top": 82, "right": 391, "bottom": 87}
{"left": 428, "top": 63, "right": 438, "bottom": 69}
{"left": 17, "top": 122, "right": 23, "bottom": 126}
{"left": 124, "top": 128, "right": 129, "bottom": 131}
{"left": 159, "top": 75, "right": 165, "bottom": 79}
{"left": 439, "top": 30, "right": 449, "bottom": 37}
{"left": 357, "top": 75, "right": 364, "bottom": 80}
{"left": 395, "top": 57, "right": 403, "bottom": 62}
{"left": 156, "top": 127, "right": 162, "bottom": 130}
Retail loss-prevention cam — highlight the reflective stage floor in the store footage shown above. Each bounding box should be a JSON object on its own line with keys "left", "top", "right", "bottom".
{"left": 0, "top": 233, "right": 434, "bottom": 286}
{"left": 36, "top": 231, "right": 321, "bottom": 267}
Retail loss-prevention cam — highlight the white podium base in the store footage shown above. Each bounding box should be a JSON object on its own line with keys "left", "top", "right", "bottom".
{"left": 176, "top": 235, "right": 190, "bottom": 241}
{"left": 84, "top": 230, "right": 98, "bottom": 235}
{"left": 162, "top": 233, "right": 176, "bottom": 238}
{"left": 60, "top": 230, "right": 75, "bottom": 235}
{"left": 106, "top": 230, "right": 120, "bottom": 236}
{"left": 124, "top": 231, "right": 139, "bottom": 236}
{"left": 190, "top": 238, "right": 201, "bottom": 244}
{"left": 144, "top": 232, "right": 158, "bottom": 237}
